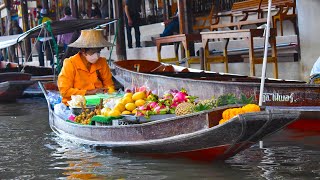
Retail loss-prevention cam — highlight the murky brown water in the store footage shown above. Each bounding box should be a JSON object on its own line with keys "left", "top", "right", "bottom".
{"left": 0, "top": 98, "right": 319, "bottom": 179}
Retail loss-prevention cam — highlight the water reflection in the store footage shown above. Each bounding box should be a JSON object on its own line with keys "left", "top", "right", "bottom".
{"left": 226, "top": 143, "right": 320, "bottom": 180}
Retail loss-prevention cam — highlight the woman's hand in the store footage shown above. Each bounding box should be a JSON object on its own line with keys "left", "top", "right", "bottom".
{"left": 86, "top": 88, "right": 107, "bottom": 95}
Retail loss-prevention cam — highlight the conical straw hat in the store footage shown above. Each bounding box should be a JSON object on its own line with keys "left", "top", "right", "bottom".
{"left": 68, "top": 29, "right": 113, "bottom": 48}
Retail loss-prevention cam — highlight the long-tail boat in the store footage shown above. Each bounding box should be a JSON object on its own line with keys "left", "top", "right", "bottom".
{"left": 39, "top": 81, "right": 300, "bottom": 161}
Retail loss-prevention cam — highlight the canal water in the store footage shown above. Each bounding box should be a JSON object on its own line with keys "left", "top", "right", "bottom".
{"left": 0, "top": 98, "right": 320, "bottom": 179}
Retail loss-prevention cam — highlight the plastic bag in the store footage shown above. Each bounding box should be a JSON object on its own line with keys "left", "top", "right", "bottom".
{"left": 54, "top": 103, "right": 72, "bottom": 120}
{"left": 67, "top": 95, "right": 86, "bottom": 108}
{"left": 47, "top": 90, "right": 62, "bottom": 108}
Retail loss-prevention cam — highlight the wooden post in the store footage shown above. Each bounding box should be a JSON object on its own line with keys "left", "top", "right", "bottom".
{"left": 4, "top": 0, "right": 12, "bottom": 61}
{"left": 79, "top": 0, "right": 85, "bottom": 13}
{"left": 199, "top": 47, "right": 205, "bottom": 70}
{"left": 163, "top": 0, "right": 169, "bottom": 22}
{"left": 115, "top": 0, "right": 126, "bottom": 60}
{"left": 55, "top": 0, "right": 60, "bottom": 20}
{"left": 141, "top": 0, "right": 146, "bottom": 24}
{"left": 4, "top": 0, "right": 11, "bottom": 35}
{"left": 21, "top": 0, "right": 32, "bottom": 62}
{"left": 87, "top": 0, "right": 92, "bottom": 18}
{"left": 42, "top": 0, "right": 49, "bottom": 11}
{"left": 177, "top": 0, "right": 185, "bottom": 34}
{"left": 70, "top": 0, "right": 79, "bottom": 18}
{"left": 183, "top": 0, "right": 195, "bottom": 56}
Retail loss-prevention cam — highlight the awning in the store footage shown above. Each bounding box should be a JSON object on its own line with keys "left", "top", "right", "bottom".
{"left": 0, "top": 19, "right": 116, "bottom": 50}
{"left": 0, "top": 34, "right": 26, "bottom": 49}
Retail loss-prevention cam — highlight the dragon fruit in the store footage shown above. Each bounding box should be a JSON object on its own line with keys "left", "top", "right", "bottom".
{"left": 163, "top": 93, "right": 173, "bottom": 100}
{"left": 153, "top": 104, "right": 168, "bottom": 114}
{"left": 138, "top": 86, "right": 147, "bottom": 92}
{"left": 173, "top": 91, "right": 188, "bottom": 103}
{"left": 146, "top": 94, "right": 159, "bottom": 102}
{"left": 170, "top": 101, "right": 179, "bottom": 109}
{"left": 147, "top": 102, "right": 158, "bottom": 109}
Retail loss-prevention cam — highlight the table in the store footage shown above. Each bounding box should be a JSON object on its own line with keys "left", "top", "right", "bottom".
{"left": 201, "top": 29, "right": 278, "bottom": 78}
{"left": 155, "top": 34, "right": 201, "bottom": 67}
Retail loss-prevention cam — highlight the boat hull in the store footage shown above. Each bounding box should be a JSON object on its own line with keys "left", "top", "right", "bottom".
{"left": 39, "top": 82, "right": 300, "bottom": 161}
{"left": 48, "top": 106, "right": 299, "bottom": 161}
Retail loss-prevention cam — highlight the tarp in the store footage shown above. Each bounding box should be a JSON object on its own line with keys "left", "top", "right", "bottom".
{"left": 0, "top": 19, "right": 116, "bottom": 50}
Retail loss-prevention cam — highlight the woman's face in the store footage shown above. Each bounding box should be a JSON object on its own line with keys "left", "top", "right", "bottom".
{"left": 83, "top": 48, "right": 103, "bottom": 64}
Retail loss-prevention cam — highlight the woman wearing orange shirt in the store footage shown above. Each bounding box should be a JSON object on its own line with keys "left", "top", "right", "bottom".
{"left": 58, "top": 29, "right": 115, "bottom": 105}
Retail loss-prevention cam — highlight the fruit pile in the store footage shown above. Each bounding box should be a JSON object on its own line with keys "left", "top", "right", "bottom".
{"left": 100, "top": 87, "right": 149, "bottom": 117}
{"left": 74, "top": 108, "right": 101, "bottom": 125}
{"left": 219, "top": 104, "right": 260, "bottom": 125}
{"left": 135, "top": 88, "right": 198, "bottom": 118}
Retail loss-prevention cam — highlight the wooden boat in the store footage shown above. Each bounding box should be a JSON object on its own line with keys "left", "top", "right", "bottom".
{"left": 113, "top": 60, "right": 320, "bottom": 132}
{"left": 39, "top": 81, "right": 301, "bottom": 161}
{"left": 0, "top": 72, "right": 35, "bottom": 102}
{"left": 113, "top": 60, "right": 319, "bottom": 107}
{"left": 0, "top": 61, "right": 54, "bottom": 76}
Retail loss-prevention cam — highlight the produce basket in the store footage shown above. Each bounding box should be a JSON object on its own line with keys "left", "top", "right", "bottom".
{"left": 70, "top": 106, "right": 96, "bottom": 116}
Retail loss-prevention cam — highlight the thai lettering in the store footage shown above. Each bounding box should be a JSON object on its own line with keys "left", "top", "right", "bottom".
{"left": 262, "top": 93, "right": 294, "bottom": 103}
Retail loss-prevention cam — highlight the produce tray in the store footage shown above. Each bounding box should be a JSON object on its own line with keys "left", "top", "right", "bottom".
{"left": 85, "top": 93, "right": 123, "bottom": 106}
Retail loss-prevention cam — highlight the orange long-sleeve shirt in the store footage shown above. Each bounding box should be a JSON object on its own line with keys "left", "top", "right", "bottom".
{"left": 57, "top": 52, "right": 115, "bottom": 105}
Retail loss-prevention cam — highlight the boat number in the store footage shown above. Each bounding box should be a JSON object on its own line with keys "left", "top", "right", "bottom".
{"left": 262, "top": 93, "right": 295, "bottom": 103}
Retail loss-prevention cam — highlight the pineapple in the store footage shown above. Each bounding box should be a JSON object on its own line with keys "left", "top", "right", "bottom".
{"left": 195, "top": 98, "right": 216, "bottom": 112}
{"left": 175, "top": 102, "right": 195, "bottom": 116}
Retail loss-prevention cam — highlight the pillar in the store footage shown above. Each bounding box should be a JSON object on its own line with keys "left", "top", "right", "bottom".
{"left": 296, "top": 0, "right": 320, "bottom": 80}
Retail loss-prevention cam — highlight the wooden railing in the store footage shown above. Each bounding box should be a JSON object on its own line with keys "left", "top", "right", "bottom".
{"left": 192, "top": 0, "right": 247, "bottom": 17}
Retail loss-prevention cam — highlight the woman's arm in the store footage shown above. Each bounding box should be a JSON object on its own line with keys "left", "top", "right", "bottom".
{"left": 57, "top": 59, "right": 87, "bottom": 99}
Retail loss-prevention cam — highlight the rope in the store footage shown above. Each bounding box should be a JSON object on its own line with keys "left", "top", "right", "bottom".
{"left": 108, "top": 20, "right": 119, "bottom": 66}
{"left": 231, "top": 111, "right": 274, "bottom": 152}
{"left": 46, "top": 21, "right": 60, "bottom": 78}
{"left": 223, "top": 115, "right": 247, "bottom": 156}
{"left": 20, "top": 26, "right": 45, "bottom": 73}
{"left": 223, "top": 111, "right": 275, "bottom": 156}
